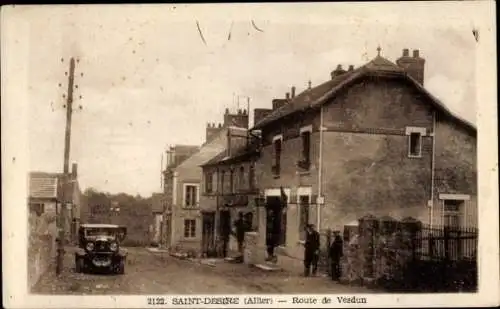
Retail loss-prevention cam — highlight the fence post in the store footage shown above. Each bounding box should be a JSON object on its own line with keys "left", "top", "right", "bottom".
{"left": 444, "top": 226, "right": 450, "bottom": 261}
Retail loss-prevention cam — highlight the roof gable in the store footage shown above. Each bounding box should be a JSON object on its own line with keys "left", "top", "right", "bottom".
{"left": 252, "top": 55, "right": 476, "bottom": 133}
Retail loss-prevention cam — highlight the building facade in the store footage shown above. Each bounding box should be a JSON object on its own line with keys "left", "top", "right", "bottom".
{"left": 200, "top": 125, "right": 261, "bottom": 257}
{"left": 163, "top": 108, "right": 250, "bottom": 254}
{"left": 250, "top": 48, "right": 477, "bottom": 272}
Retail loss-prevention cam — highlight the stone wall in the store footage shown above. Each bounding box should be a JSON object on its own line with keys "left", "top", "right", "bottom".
{"left": 340, "top": 215, "right": 423, "bottom": 289}
{"left": 28, "top": 209, "right": 57, "bottom": 290}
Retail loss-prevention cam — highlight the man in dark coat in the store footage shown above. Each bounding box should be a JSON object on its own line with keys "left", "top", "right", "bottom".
{"left": 329, "top": 230, "right": 344, "bottom": 281}
{"left": 233, "top": 212, "right": 248, "bottom": 256}
{"left": 303, "top": 224, "right": 320, "bottom": 276}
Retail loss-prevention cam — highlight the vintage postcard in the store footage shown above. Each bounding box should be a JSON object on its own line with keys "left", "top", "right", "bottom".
{"left": 2, "top": 2, "right": 498, "bottom": 308}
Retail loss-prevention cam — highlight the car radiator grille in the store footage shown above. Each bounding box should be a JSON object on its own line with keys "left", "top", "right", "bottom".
{"left": 95, "top": 240, "right": 109, "bottom": 252}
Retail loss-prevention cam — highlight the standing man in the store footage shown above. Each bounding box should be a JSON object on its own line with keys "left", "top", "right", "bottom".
{"left": 302, "top": 224, "right": 320, "bottom": 277}
{"left": 233, "top": 212, "right": 248, "bottom": 257}
{"left": 329, "top": 230, "right": 344, "bottom": 281}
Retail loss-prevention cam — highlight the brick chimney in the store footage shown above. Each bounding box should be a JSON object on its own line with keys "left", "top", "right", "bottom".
{"left": 291, "top": 86, "right": 296, "bottom": 99}
{"left": 223, "top": 108, "right": 249, "bottom": 129}
{"left": 71, "top": 163, "right": 78, "bottom": 178}
{"left": 206, "top": 122, "right": 223, "bottom": 142}
{"left": 253, "top": 108, "right": 273, "bottom": 126}
{"left": 331, "top": 64, "right": 347, "bottom": 79}
{"left": 396, "top": 48, "right": 425, "bottom": 85}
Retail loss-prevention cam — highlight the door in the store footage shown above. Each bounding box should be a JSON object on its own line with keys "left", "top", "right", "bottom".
{"left": 202, "top": 212, "right": 216, "bottom": 257}
{"left": 219, "top": 210, "right": 231, "bottom": 257}
{"left": 265, "top": 196, "right": 282, "bottom": 247}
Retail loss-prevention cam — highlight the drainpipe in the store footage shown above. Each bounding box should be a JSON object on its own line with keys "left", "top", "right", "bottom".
{"left": 317, "top": 106, "right": 324, "bottom": 230}
{"left": 429, "top": 111, "right": 436, "bottom": 228}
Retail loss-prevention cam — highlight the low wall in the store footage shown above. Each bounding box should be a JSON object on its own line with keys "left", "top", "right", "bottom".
{"left": 28, "top": 211, "right": 57, "bottom": 290}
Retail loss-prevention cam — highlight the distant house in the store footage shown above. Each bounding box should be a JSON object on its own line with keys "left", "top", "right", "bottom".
{"left": 28, "top": 163, "right": 83, "bottom": 243}
{"left": 163, "top": 108, "right": 249, "bottom": 253}
{"left": 150, "top": 192, "right": 164, "bottom": 246}
{"left": 250, "top": 48, "right": 477, "bottom": 271}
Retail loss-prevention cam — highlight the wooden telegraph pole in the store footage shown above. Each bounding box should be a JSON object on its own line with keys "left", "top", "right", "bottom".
{"left": 56, "top": 57, "right": 76, "bottom": 275}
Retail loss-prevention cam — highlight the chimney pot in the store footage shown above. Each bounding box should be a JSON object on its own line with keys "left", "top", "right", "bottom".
{"left": 218, "top": 123, "right": 222, "bottom": 128}
{"left": 413, "top": 49, "right": 420, "bottom": 58}
{"left": 291, "top": 86, "right": 296, "bottom": 98}
{"left": 403, "top": 48, "right": 409, "bottom": 57}
{"left": 237, "top": 109, "right": 242, "bottom": 115}
{"left": 336, "top": 64, "right": 343, "bottom": 70}
{"left": 71, "top": 163, "right": 78, "bottom": 177}
{"left": 243, "top": 109, "right": 247, "bottom": 115}
{"left": 225, "top": 108, "right": 229, "bottom": 115}
{"left": 348, "top": 65, "right": 354, "bottom": 71}
{"left": 286, "top": 92, "right": 290, "bottom": 100}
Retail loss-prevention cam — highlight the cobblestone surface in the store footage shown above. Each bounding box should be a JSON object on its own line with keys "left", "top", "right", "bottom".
{"left": 32, "top": 247, "right": 375, "bottom": 294}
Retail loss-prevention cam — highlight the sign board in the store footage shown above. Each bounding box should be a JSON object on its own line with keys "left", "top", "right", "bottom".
{"left": 316, "top": 195, "right": 325, "bottom": 205}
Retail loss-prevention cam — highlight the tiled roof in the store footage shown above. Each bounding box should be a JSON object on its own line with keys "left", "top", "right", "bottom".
{"left": 201, "top": 144, "right": 259, "bottom": 167}
{"left": 252, "top": 55, "right": 476, "bottom": 132}
{"left": 29, "top": 172, "right": 61, "bottom": 199}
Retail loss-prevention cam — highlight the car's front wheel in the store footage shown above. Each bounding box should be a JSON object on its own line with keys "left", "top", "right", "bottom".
{"left": 116, "top": 259, "right": 125, "bottom": 275}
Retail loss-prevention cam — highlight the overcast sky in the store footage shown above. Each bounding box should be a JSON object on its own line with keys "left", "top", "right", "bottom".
{"left": 20, "top": 3, "right": 479, "bottom": 196}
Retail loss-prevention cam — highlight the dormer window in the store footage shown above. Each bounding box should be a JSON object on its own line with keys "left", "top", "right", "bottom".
{"left": 406, "top": 127, "right": 426, "bottom": 158}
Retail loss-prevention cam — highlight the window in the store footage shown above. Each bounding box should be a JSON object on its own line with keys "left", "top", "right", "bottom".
{"left": 205, "top": 172, "right": 213, "bottom": 193}
{"left": 299, "top": 126, "right": 312, "bottom": 170}
{"left": 298, "top": 195, "right": 310, "bottom": 239}
{"left": 272, "top": 135, "right": 283, "bottom": 175}
{"left": 239, "top": 166, "right": 245, "bottom": 191}
{"left": 229, "top": 169, "right": 235, "bottom": 193}
{"left": 409, "top": 133, "right": 422, "bottom": 157}
{"left": 249, "top": 162, "right": 256, "bottom": 190}
{"left": 220, "top": 171, "right": 225, "bottom": 194}
{"left": 443, "top": 199, "right": 463, "bottom": 228}
{"left": 183, "top": 219, "right": 196, "bottom": 238}
{"left": 29, "top": 203, "right": 44, "bottom": 216}
{"left": 406, "top": 126, "right": 425, "bottom": 158}
{"left": 183, "top": 184, "right": 198, "bottom": 207}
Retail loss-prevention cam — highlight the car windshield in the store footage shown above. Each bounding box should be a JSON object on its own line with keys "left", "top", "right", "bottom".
{"left": 85, "top": 228, "right": 116, "bottom": 237}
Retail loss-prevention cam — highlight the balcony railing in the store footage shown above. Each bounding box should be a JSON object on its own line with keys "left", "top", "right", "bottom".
{"left": 221, "top": 194, "right": 249, "bottom": 207}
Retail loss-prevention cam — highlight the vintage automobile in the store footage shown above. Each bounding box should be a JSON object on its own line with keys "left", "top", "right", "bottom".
{"left": 75, "top": 223, "right": 127, "bottom": 274}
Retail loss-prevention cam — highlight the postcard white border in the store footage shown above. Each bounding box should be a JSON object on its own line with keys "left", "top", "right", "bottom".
{"left": 2, "top": 2, "right": 499, "bottom": 308}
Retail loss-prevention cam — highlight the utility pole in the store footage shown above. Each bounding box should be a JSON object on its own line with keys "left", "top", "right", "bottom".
{"left": 56, "top": 57, "right": 76, "bottom": 276}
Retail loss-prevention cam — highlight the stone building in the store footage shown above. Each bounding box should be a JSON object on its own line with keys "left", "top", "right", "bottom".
{"left": 199, "top": 117, "right": 261, "bottom": 257}
{"left": 250, "top": 48, "right": 477, "bottom": 272}
{"left": 163, "top": 108, "right": 249, "bottom": 254}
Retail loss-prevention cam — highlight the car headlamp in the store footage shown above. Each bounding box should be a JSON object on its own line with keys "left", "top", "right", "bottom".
{"left": 85, "top": 242, "right": 95, "bottom": 251}
{"left": 110, "top": 242, "right": 118, "bottom": 251}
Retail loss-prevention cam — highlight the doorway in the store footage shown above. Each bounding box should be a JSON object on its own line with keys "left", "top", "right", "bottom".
{"left": 201, "top": 212, "right": 216, "bottom": 257}
{"left": 265, "top": 196, "right": 283, "bottom": 248}
{"left": 219, "top": 210, "right": 231, "bottom": 257}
